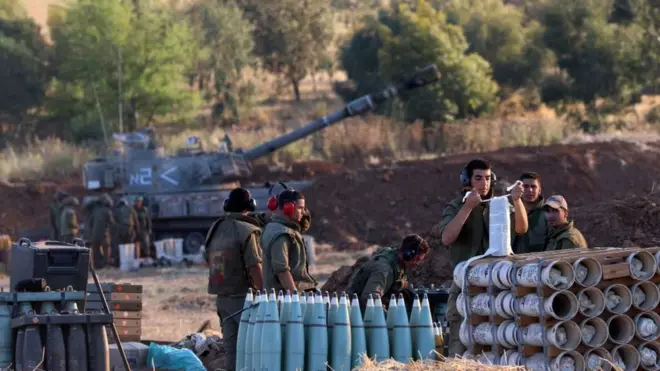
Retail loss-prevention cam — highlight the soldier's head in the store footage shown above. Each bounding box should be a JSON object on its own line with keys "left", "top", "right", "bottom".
{"left": 277, "top": 189, "right": 306, "bottom": 223}
{"left": 520, "top": 172, "right": 542, "bottom": 203}
{"left": 54, "top": 189, "right": 69, "bottom": 203}
{"left": 463, "top": 159, "right": 493, "bottom": 197}
{"left": 135, "top": 196, "right": 143, "bottom": 208}
{"left": 398, "top": 234, "right": 429, "bottom": 268}
{"left": 543, "top": 195, "right": 569, "bottom": 227}
{"left": 223, "top": 188, "right": 256, "bottom": 214}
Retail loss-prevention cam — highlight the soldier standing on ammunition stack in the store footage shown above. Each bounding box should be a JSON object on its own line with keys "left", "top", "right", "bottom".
{"left": 513, "top": 172, "right": 550, "bottom": 254}
{"left": 59, "top": 195, "right": 80, "bottom": 244}
{"left": 134, "top": 196, "right": 152, "bottom": 259}
{"left": 203, "top": 188, "right": 264, "bottom": 371}
{"left": 49, "top": 189, "right": 69, "bottom": 241}
{"left": 261, "top": 189, "right": 317, "bottom": 294}
{"left": 112, "top": 197, "right": 139, "bottom": 265}
{"left": 346, "top": 234, "right": 429, "bottom": 312}
{"left": 90, "top": 193, "right": 115, "bottom": 268}
{"left": 432, "top": 159, "right": 528, "bottom": 357}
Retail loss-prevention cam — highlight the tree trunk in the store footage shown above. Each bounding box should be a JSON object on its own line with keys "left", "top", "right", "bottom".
{"left": 292, "top": 78, "right": 301, "bottom": 101}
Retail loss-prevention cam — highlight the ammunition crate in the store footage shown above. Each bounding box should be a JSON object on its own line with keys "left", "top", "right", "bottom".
{"left": 85, "top": 283, "right": 143, "bottom": 343}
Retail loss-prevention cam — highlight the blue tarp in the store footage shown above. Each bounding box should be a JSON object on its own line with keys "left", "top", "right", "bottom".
{"left": 146, "top": 343, "right": 206, "bottom": 371}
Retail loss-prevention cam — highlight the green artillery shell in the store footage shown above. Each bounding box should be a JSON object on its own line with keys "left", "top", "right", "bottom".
{"left": 368, "top": 294, "right": 390, "bottom": 362}
{"left": 392, "top": 294, "right": 412, "bottom": 363}
{"left": 306, "top": 292, "right": 328, "bottom": 371}
{"left": 330, "top": 293, "right": 352, "bottom": 371}
{"left": 350, "top": 294, "right": 367, "bottom": 369}
{"left": 236, "top": 289, "right": 254, "bottom": 371}
{"left": 285, "top": 290, "right": 305, "bottom": 371}
{"left": 260, "top": 289, "right": 282, "bottom": 371}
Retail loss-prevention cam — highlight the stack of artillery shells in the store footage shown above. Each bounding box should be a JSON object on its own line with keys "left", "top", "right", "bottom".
{"left": 454, "top": 246, "right": 660, "bottom": 371}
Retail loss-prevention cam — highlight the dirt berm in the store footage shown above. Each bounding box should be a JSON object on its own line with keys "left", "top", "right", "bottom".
{"left": 315, "top": 139, "right": 660, "bottom": 291}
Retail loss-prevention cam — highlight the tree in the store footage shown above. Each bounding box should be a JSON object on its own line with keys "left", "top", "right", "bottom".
{"left": 441, "top": 0, "right": 555, "bottom": 90}
{"left": 538, "top": 0, "right": 646, "bottom": 106}
{"left": 48, "top": 0, "right": 200, "bottom": 139}
{"left": 0, "top": 1, "right": 50, "bottom": 135}
{"left": 187, "top": 0, "right": 257, "bottom": 123}
{"left": 338, "top": 0, "right": 499, "bottom": 124}
{"left": 252, "top": 0, "right": 334, "bottom": 101}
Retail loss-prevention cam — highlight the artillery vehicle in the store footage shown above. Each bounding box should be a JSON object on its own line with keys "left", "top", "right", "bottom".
{"left": 81, "top": 65, "right": 440, "bottom": 254}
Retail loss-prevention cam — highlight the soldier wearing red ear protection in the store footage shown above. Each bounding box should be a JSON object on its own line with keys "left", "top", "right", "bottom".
{"left": 261, "top": 189, "right": 318, "bottom": 294}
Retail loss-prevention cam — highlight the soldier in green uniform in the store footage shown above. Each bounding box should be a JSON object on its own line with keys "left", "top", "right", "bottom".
{"left": 59, "top": 195, "right": 80, "bottom": 244}
{"left": 203, "top": 188, "right": 264, "bottom": 371}
{"left": 134, "top": 196, "right": 152, "bottom": 258}
{"left": 90, "top": 193, "right": 116, "bottom": 268}
{"left": 513, "top": 172, "right": 550, "bottom": 254}
{"left": 543, "top": 195, "right": 588, "bottom": 251}
{"left": 433, "top": 158, "right": 527, "bottom": 357}
{"left": 346, "top": 234, "right": 429, "bottom": 312}
{"left": 49, "top": 190, "right": 69, "bottom": 241}
{"left": 261, "top": 189, "right": 317, "bottom": 293}
{"left": 112, "top": 197, "right": 139, "bottom": 266}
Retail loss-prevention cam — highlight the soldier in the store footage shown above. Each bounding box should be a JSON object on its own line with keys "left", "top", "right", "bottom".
{"left": 112, "top": 197, "right": 139, "bottom": 265}
{"left": 134, "top": 196, "right": 153, "bottom": 258}
{"left": 433, "top": 158, "right": 527, "bottom": 357}
{"left": 49, "top": 189, "right": 69, "bottom": 241}
{"left": 90, "top": 193, "right": 115, "bottom": 268}
{"left": 346, "top": 234, "right": 429, "bottom": 312}
{"left": 59, "top": 195, "right": 80, "bottom": 244}
{"left": 203, "top": 188, "right": 264, "bottom": 371}
{"left": 543, "top": 195, "right": 588, "bottom": 250}
{"left": 513, "top": 172, "right": 550, "bottom": 254}
{"left": 261, "top": 189, "right": 317, "bottom": 293}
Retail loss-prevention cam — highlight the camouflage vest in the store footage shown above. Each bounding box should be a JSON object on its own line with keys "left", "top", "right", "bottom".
{"left": 347, "top": 247, "right": 406, "bottom": 298}
{"left": 205, "top": 214, "right": 261, "bottom": 296}
{"left": 59, "top": 206, "right": 78, "bottom": 237}
{"left": 261, "top": 216, "right": 317, "bottom": 292}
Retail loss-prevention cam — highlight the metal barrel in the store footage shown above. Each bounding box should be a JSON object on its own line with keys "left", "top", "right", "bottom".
{"left": 242, "top": 65, "right": 440, "bottom": 161}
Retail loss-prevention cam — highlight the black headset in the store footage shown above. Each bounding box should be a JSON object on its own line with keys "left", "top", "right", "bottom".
{"left": 401, "top": 235, "right": 424, "bottom": 261}
{"left": 460, "top": 166, "right": 498, "bottom": 188}
{"left": 223, "top": 191, "right": 257, "bottom": 212}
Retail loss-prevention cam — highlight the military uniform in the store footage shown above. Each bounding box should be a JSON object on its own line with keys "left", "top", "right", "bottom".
{"left": 204, "top": 213, "right": 263, "bottom": 371}
{"left": 49, "top": 203, "right": 61, "bottom": 241}
{"left": 90, "top": 195, "right": 115, "bottom": 268}
{"left": 59, "top": 196, "right": 80, "bottom": 243}
{"left": 546, "top": 221, "right": 587, "bottom": 251}
{"left": 434, "top": 195, "right": 517, "bottom": 356}
{"left": 261, "top": 215, "right": 317, "bottom": 293}
{"left": 112, "top": 199, "right": 139, "bottom": 265}
{"left": 346, "top": 247, "right": 406, "bottom": 312}
{"left": 135, "top": 204, "right": 152, "bottom": 258}
{"left": 513, "top": 196, "right": 550, "bottom": 254}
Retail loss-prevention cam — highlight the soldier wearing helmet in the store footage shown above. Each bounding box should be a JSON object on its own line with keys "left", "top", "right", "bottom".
{"left": 49, "top": 189, "right": 70, "bottom": 241}
{"left": 134, "top": 196, "right": 152, "bottom": 258}
{"left": 89, "top": 193, "right": 115, "bottom": 268}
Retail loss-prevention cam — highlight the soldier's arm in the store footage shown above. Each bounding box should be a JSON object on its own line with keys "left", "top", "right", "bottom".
{"left": 360, "top": 263, "right": 394, "bottom": 308}
{"left": 242, "top": 232, "right": 264, "bottom": 291}
{"left": 270, "top": 235, "right": 297, "bottom": 292}
{"left": 511, "top": 199, "right": 528, "bottom": 235}
{"left": 64, "top": 210, "right": 77, "bottom": 229}
{"left": 107, "top": 209, "right": 116, "bottom": 226}
{"left": 438, "top": 202, "right": 469, "bottom": 247}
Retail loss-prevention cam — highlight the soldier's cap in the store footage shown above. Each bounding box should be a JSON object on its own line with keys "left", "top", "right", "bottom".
{"left": 544, "top": 195, "right": 568, "bottom": 211}
{"left": 135, "top": 196, "right": 144, "bottom": 202}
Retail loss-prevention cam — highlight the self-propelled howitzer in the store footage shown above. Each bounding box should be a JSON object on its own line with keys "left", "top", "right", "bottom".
{"left": 81, "top": 65, "right": 440, "bottom": 254}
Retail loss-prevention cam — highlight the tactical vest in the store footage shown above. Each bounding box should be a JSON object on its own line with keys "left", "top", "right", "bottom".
{"left": 60, "top": 207, "right": 78, "bottom": 237}
{"left": 261, "top": 217, "right": 317, "bottom": 292}
{"left": 206, "top": 215, "right": 261, "bottom": 296}
{"left": 347, "top": 247, "right": 405, "bottom": 298}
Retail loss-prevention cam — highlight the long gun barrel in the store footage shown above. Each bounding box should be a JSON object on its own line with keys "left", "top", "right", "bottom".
{"left": 241, "top": 64, "right": 440, "bottom": 161}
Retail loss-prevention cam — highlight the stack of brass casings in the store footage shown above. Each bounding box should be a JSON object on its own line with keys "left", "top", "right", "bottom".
{"left": 0, "top": 289, "right": 114, "bottom": 371}
{"left": 85, "top": 283, "right": 143, "bottom": 343}
{"left": 454, "top": 246, "right": 660, "bottom": 371}
{"left": 236, "top": 288, "right": 442, "bottom": 371}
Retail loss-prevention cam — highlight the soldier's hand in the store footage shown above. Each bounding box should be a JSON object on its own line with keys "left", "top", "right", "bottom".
{"left": 510, "top": 182, "right": 524, "bottom": 201}
{"left": 464, "top": 191, "right": 482, "bottom": 209}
